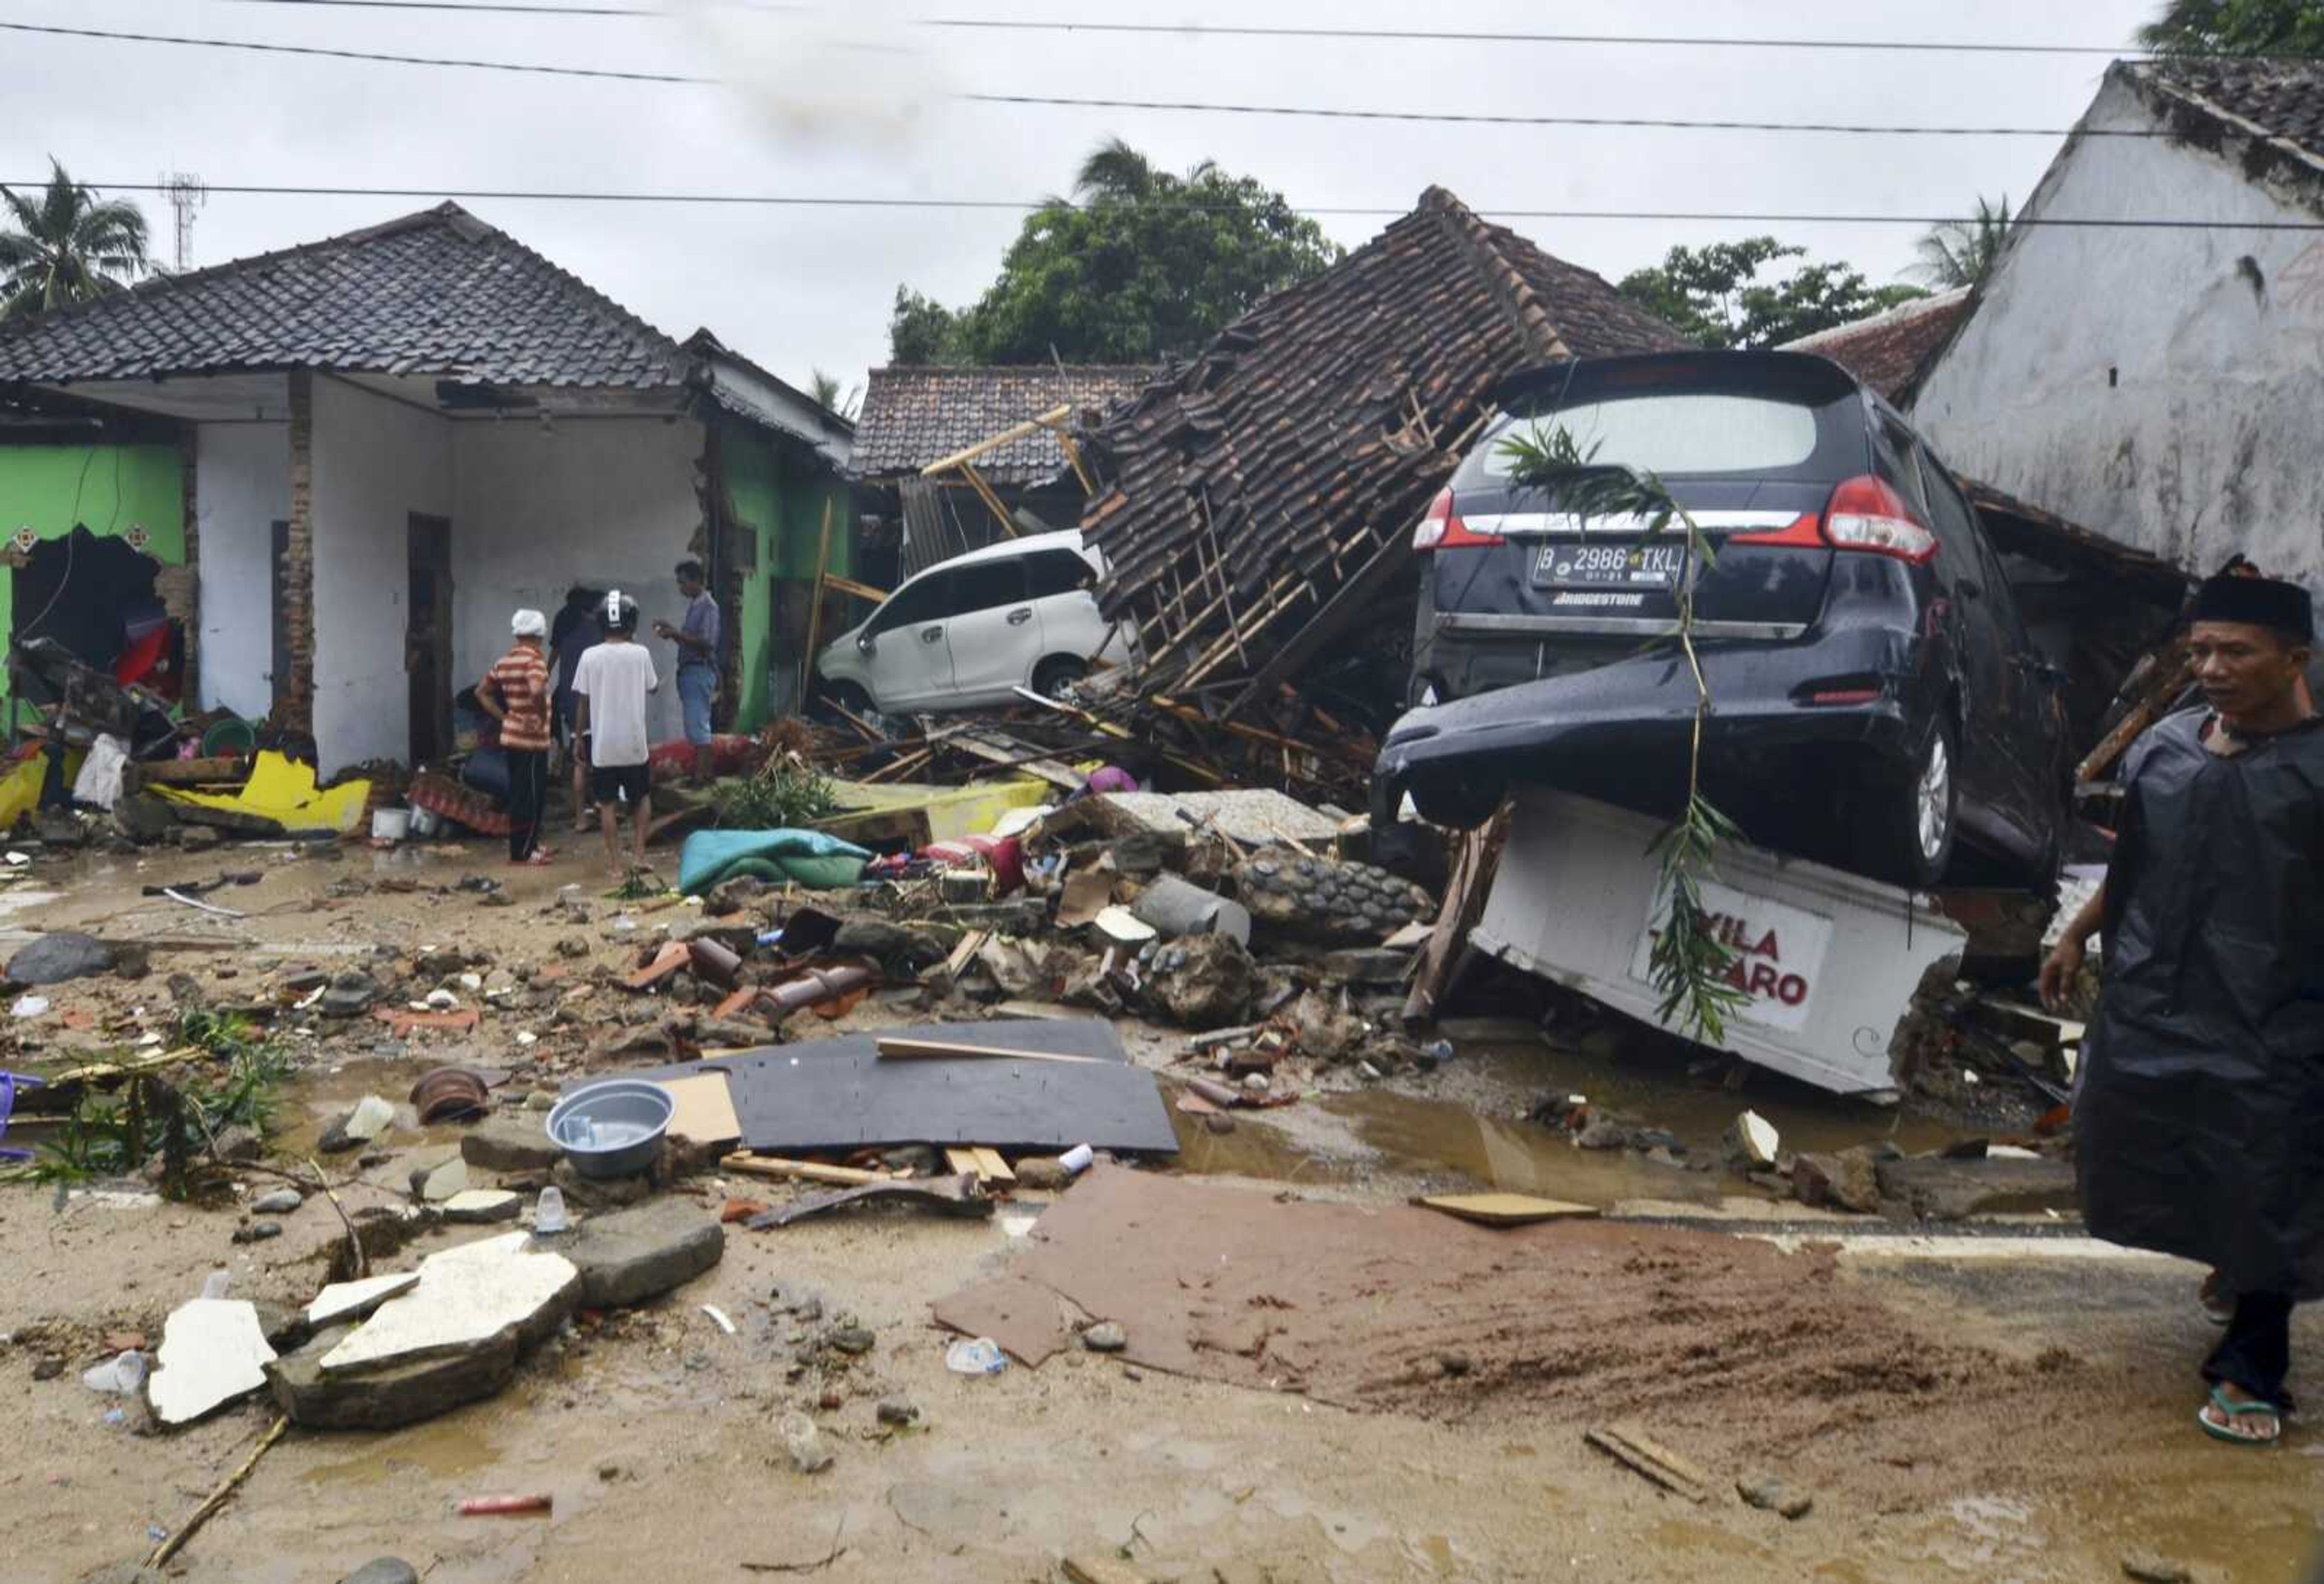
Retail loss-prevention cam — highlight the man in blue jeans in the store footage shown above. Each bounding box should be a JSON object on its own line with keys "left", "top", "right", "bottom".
{"left": 654, "top": 557, "right": 721, "bottom": 785}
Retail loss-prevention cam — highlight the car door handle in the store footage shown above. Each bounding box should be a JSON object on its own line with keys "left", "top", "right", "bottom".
{"left": 921, "top": 626, "right": 944, "bottom": 643}
{"left": 1006, "top": 607, "right": 1033, "bottom": 626}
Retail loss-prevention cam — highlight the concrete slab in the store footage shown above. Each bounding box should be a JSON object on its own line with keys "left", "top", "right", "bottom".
{"left": 149, "top": 1298, "right": 277, "bottom": 1427}
{"left": 305, "top": 1272, "right": 421, "bottom": 1330}
{"left": 461, "top": 1112, "right": 562, "bottom": 1173}
{"left": 269, "top": 1323, "right": 518, "bottom": 1430}
{"left": 442, "top": 1189, "right": 521, "bottom": 1224}
{"left": 561, "top": 1198, "right": 724, "bottom": 1309}
{"left": 342, "top": 1095, "right": 394, "bottom": 1142}
{"left": 320, "top": 1232, "right": 578, "bottom": 1374}
{"left": 415, "top": 1156, "right": 470, "bottom": 1203}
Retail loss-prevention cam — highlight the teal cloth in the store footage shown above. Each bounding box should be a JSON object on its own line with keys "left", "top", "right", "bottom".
{"left": 678, "top": 828, "right": 872, "bottom": 895}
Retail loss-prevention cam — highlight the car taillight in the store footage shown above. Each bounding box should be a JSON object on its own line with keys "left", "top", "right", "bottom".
{"left": 1822, "top": 474, "right": 1938, "bottom": 563}
{"left": 1411, "top": 488, "right": 1505, "bottom": 552}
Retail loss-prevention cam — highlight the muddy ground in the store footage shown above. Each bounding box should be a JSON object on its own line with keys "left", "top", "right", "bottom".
{"left": 2, "top": 837, "right": 2321, "bottom": 1584}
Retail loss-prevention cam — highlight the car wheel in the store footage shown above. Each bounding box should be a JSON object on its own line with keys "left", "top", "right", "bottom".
{"left": 821, "top": 679, "right": 875, "bottom": 721}
{"left": 1412, "top": 777, "right": 1504, "bottom": 832}
{"left": 1866, "top": 720, "right": 1956, "bottom": 888}
{"left": 1030, "top": 655, "right": 1087, "bottom": 698}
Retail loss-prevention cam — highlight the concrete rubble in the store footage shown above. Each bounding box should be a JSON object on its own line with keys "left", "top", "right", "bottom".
{"left": 148, "top": 1298, "right": 277, "bottom": 1427}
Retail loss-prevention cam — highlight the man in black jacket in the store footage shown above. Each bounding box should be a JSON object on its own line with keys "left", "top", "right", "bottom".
{"left": 2043, "top": 570, "right": 2324, "bottom": 1447}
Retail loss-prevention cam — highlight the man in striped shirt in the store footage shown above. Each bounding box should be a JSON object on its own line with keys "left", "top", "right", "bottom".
{"left": 478, "top": 609, "right": 556, "bottom": 865}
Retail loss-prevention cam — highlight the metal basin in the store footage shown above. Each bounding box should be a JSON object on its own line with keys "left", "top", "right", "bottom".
{"left": 545, "top": 1079, "right": 672, "bottom": 1179}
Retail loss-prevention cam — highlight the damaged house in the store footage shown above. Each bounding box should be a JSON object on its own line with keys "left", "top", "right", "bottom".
{"left": 1911, "top": 57, "right": 2324, "bottom": 598}
{"left": 0, "top": 203, "right": 853, "bottom": 773}
{"left": 1078, "top": 186, "right": 1690, "bottom": 728}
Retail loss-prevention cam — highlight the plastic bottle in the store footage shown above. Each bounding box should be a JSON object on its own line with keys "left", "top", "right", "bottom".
{"left": 1057, "top": 1144, "right": 1095, "bottom": 1177}
{"left": 200, "top": 1269, "right": 231, "bottom": 1300}
{"left": 944, "top": 1337, "right": 1006, "bottom": 1375}
{"left": 533, "top": 1186, "right": 569, "bottom": 1235}
{"left": 82, "top": 1350, "right": 146, "bottom": 1394}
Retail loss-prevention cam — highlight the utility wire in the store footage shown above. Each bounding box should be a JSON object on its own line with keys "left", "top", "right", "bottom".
{"left": 0, "top": 21, "right": 2253, "bottom": 137}
{"left": 155, "top": 1, "right": 2324, "bottom": 59}
{"left": 18, "top": 180, "right": 2324, "bottom": 230}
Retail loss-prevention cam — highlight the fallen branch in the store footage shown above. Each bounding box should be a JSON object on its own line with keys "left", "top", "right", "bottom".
{"left": 743, "top": 1516, "right": 849, "bottom": 1574}
{"left": 148, "top": 1415, "right": 290, "bottom": 1567}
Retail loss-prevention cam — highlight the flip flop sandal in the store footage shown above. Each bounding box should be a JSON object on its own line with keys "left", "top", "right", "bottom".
{"left": 2198, "top": 1385, "right": 2283, "bottom": 1447}
{"left": 2199, "top": 1271, "right": 2235, "bottom": 1326}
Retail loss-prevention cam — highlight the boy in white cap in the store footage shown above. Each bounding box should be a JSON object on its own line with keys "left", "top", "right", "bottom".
{"left": 477, "top": 609, "right": 555, "bottom": 865}
{"left": 572, "top": 591, "right": 659, "bottom": 879}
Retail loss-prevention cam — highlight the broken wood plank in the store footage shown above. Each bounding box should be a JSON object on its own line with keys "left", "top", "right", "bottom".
{"left": 1062, "top": 1557, "right": 1152, "bottom": 1584}
{"left": 1584, "top": 1423, "right": 1712, "bottom": 1504}
{"left": 746, "top": 1173, "right": 993, "bottom": 1228}
{"left": 874, "top": 1035, "right": 1106, "bottom": 1066}
{"left": 794, "top": 497, "right": 835, "bottom": 714}
{"left": 970, "top": 1147, "right": 1015, "bottom": 1185}
{"left": 943, "top": 1147, "right": 983, "bottom": 1179}
{"left": 1419, "top": 1193, "right": 1600, "bottom": 1228}
{"left": 720, "top": 1153, "right": 892, "bottom": 1188}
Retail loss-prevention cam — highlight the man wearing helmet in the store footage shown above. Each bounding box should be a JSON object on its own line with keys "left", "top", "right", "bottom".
{"left": 571, "top": 590, "right": 659, "bottom": 879}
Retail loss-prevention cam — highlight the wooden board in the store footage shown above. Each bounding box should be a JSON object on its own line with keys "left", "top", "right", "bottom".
{"left": 944, "top": 1147, "right": 983, "bottom": 1177}
{"left": 720, "top": 1153, "right": 890, "bottom": 1186}
{"left": 657, "top": 1072, "right": 741, "bottom": 1148}
{"left": 971, "top": 1147, "right": 1016, "bottom": 1185}
{"left": 876, "top": 1035, "right": 1105, "bottom": 1067}
{"left": 637, "top": 1018, "right": 1177, "bottom": 1156}
{"left": 1419, "top": 1193, "right": 1600, "bottom": 1228}
{"left": 1584, "top": 1423, "right": 1711, "bottom": 1503}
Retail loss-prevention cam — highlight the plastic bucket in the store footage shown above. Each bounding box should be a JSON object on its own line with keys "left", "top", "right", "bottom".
{"left": 545, "top": 1079, "right": 672, "bottom": 1179}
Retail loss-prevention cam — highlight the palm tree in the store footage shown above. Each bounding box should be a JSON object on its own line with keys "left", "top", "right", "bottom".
{"left": 0, "top": 159, "right": 151, "bottom": 319}
{"left": 2138, "top": 0, "right": 2324, "bottom": 56}
{"left": 1912, "top": 195, "right": 2013, "bottom": 290}
{"left": 808, "top": 367, "right": 860, "bottom": 421}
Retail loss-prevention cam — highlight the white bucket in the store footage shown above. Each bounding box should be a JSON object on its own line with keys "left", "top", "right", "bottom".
{"left": 370, "top": 808, "right": 411, "bottom": 842}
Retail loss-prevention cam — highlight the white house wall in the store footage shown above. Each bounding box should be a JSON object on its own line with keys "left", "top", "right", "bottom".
{"left": 451, "top": 417, "right": 701, "bottom": 748}
{"left": 192, "top": 422, "right": 287, "bottom": 720}
{"left": 1912, "top": 73, "right": 2324, "bottom": 591}
{"left": 308, "top": 377, "right": 453, "bottom": 773}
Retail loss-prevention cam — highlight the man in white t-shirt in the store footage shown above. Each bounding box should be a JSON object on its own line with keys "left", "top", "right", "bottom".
{"left": 571, "top": 591, "right": 660, "bottom": 878}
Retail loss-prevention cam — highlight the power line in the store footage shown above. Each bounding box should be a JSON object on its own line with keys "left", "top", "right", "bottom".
{"left": 165, "top": 1, "right": 2324, "bottom": 59}
{"left": 0, "top": 21, "right": 2227, "bottom": 138}
{"left": 18, "top": 180, "right": 2324, "bottom": 231}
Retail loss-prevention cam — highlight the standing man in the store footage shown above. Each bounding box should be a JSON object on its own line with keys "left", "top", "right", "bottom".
{"left": 573, "top": 591, "right": 659, "bottom": 879}
{"left": 654, "top": 557, "right": 721, "bottom": 786}
{"left": 476, "top": 609, "right": 555, "bottom": 866}
{"left": 2042, "top": 571, "right": 2324, "bottom": 1448}
{"left": 548, "top": 584, "right": 602, "bottom": 835}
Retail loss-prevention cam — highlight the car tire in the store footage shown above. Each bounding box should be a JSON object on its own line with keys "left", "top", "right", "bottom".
{"left": 1030, "top": 655, "right": 1086, "bottom": 698}
{"left": 1866, "top": 719, "right": 1957, "bottom": 888}
{"left": 1411, "top": 777, "right": 1504, "bottom": 833}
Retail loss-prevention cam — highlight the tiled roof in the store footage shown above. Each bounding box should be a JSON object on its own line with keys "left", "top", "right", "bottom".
{"left": 0, "top": 202, "right": 692, "bottom": 390}
{"left": 853, "top": 364, "right": 1158, "bottom": 485}
{"left": 1781, "top": 288, "right": 1970, "bottom": 404}
{"left": 2133, "top": 56, "right": 2324, "bottom": 167}
{"left": 1079, "top": 186, "right": 1692, "bottom": 699}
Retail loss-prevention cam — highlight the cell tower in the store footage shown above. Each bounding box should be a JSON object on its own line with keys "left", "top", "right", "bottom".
{"left": 159, "top": 172, "right": 208, "bottom": 273}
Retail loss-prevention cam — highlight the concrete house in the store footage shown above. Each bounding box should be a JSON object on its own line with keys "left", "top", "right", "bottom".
{"left": 1911, "top": 58, "right": 2324, "bottom": 592}
{"left": 0, "top": 203, "right": 853, "bottom": 772}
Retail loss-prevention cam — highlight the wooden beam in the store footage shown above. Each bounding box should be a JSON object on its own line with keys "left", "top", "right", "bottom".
{"left": 794, "top": 497, "right": 835, "bottom": 713}
{"left": 956, "top": 461, "right": 1019, "bottom": 537}
{"left": 919, "top": 404, "right": 1073, "bottom": 476}
{"left": 721, "top": 1153, "right": 893, "bottom": 1187}
{"left": 824, "top": 574, "right": 887, "bottom": 604}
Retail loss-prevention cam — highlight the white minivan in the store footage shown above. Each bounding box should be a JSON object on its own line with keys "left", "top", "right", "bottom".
{"left": 813, "top": 529, "right": 1135, "bottom": 715}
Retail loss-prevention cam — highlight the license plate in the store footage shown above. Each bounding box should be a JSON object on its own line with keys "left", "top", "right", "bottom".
{"left": 1533, "top": 540, "right": 1686, "bottom": 590}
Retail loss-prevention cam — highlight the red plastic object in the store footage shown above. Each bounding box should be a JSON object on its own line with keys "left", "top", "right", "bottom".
{"left": 458, "top": 1493, "right": 553, "bottom": 1516}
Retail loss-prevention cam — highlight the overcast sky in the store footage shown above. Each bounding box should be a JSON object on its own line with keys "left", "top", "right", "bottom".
{"left": 5, "top": 0, "right": 2163, "bottom": 396}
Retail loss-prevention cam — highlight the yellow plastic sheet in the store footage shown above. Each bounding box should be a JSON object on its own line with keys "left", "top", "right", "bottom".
{"left": 815, "top": 777, "right": 1048, "bottom": 846}
{"left": 0, "top": 751, "right": 74, "bottom": 834}
{"left": 156, "top": 751, "right": 371, "bottom": 835}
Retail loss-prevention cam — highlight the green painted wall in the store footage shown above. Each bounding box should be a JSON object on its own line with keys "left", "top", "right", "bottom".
{"left": 720, "top": 420, "right": 850, "bottom": 730}
{"left": 0, "top": 443, "right": 187, "bottom": 719}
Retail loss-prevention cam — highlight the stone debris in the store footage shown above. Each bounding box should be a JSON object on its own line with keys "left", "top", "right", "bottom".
{"left": 461, "top": 1111, "right": 563, "bottom": 1173}
{"left": 876, "top": 1396, "right": 919, "bottom": 1427}
{"left": 2121, "top": 1554, "right": 2193, "bottom": 1584}
{"left": 318, "top": 1232, "right": 579, "bottom": 1376}
{"left": 306, "top": 1272, "right": 423, "bottom": 1330}
{"left": 249, "top": 1187, "right": 304, "bottom": 1214}
{"left": 413, "top": 1156, "right": 470, "bottom": 1203}
{"left": 560, "top": 1197, "right": 725, "bottom": 1309}
{"left": 441, "top": 1188, "right": 523, "bottom": 1223}
{"left": 1081, "top": 1321, "right": 1128, "bottom": 1353}
{"left": 338, "top": 1562, "right": 421, "bottom": 1584}
{"left": 1724, "top": 1111, "right": 1781, "bottom": 1170}
{"left": 1737, "top": 1476, "right": 1814, "bottom": 1520}
{"left": 149, "top": 1298, "right": 278, "bottom": 1427}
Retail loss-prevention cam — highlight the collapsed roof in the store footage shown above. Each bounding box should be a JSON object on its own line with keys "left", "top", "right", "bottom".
{"left": 1078, "top": 185, "right": 1691, "bottom": 716}
{"left": 853, "top": 364, "right": 1157, "bottom": 487}
{"left": 1781, "top": 287, "right": 1971, "bottom": 405}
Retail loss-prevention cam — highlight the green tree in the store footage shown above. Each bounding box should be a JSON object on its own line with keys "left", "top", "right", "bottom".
{"left": 1618, "top": 238, "right": 1925, "bottom": 350}
{"left": 886, "top": 287, "right": 963, "bottom": 365}
{"left": 807, "top": 367, "right": 860, "bottom": 420}
{"left": 887, "top": 139, "right": 1341, "bottom": 365}
{"left": 1912, "top": 195, "right": 2014, "bottom": 289}
{"left": 0, "top": 158, "right": 149, "bottom": 319}
{"left": 2138, "top": 0, "right": 2324, "bottom": 54}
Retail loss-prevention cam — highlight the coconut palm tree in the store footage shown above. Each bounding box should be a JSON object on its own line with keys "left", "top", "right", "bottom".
{"left": 808, "top": 367, "right": 860, "bottom": 421}
{"left": 1912, "top": 195, "right": 2013, "bottom": 290}
{"left": 0, "top": 159, "right": 150, "bottom": 319}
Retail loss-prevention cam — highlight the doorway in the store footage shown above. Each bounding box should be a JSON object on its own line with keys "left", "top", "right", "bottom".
{"left": 406, "top": 514, "right": 453, "bottom": 765}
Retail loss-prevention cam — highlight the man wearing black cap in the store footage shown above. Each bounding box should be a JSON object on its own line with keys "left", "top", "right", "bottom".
{"left": 2042, "top": 569, "right": 2324, "bottom": 1448}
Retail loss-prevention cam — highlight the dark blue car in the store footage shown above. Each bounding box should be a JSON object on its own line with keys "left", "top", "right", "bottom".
{"left": 1376, "top": 351, "right": 2069, "bottom": 888}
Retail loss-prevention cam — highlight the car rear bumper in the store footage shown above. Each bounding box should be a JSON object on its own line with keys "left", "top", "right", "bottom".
{"left": 1376, "top": 631, "right": 1925, "bottom": 820}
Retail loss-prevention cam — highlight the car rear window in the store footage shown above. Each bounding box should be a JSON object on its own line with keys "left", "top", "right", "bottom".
{"left": 1471, "top": 394, "right": 1822, "bottom": 481}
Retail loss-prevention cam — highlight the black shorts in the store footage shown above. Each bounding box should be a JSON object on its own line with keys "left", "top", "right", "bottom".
{"left": 589, "top": 762, "right": 651, "bottom": 804}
